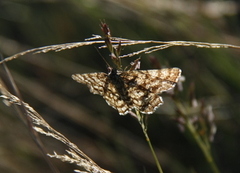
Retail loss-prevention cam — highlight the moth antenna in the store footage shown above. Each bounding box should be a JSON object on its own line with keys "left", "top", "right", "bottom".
{"left": 94, "top": 47, "right": 112, "bottom": 70}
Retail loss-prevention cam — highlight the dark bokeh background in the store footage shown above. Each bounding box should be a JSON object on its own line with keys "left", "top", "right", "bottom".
{"left": 0, "top": 0, "right": 240, "bottom": 173}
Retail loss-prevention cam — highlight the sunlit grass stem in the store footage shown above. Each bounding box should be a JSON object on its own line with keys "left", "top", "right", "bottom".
{"left": 135, "top": 110, "right": 163, "bottom": 173}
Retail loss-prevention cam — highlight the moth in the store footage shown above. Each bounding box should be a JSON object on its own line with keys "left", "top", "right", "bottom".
{"left": 72, "top": 67, "right": 181, "bottom": 115}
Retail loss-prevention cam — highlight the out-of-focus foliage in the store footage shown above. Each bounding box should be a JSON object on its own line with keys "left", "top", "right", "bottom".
{"left": 0, "top": 0, "right": 240, "bottom": 173}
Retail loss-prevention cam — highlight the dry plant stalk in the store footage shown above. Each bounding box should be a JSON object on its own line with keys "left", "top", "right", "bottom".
{"left": 0, "top": 35, "right": 239, "bottom": 64}
{"left": 0, "top": 83, "right": 111, "bottom": 173}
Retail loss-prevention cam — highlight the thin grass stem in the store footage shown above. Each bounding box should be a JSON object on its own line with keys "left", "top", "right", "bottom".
{"left": 175, "top": 101, "right": 220, "bottom": 173}
{"left": 185, "top": 119, "right": 220, "bottom": 173}
{"left": 135, "top": 110, "right": 163, "bottom": 173}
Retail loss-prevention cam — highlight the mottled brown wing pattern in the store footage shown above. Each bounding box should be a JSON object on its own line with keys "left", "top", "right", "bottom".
{"left": 102, "top": 81, "right": 130, "bottom": 115}
{"left": 72, "top": 72, "right": 130, "bottom": 115}
{"left": 122, "top": 68, "right": 181, "bottom": 93}
{"left": 72, "top": 68, "right": 181, "bottom": 115}
{"left": 72, "top": 72, "right": 107, "bottom": 95}
{"left": 121, "top": 68, "right": 181, "bottom": 114}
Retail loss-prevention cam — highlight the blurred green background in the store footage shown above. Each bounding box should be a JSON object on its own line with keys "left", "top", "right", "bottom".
{"left": 0, "top": 0, "right": 240, "bottom": 173}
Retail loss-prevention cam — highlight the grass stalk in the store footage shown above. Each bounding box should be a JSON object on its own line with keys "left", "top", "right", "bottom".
{"left": 135, "top": 110, "right": 163, "bottom": 173}
{"left": 185, "top": 119, "right": 220, "bottom": 173}
{"left": 176, "top": 101, "right": 220, "bottom": 173}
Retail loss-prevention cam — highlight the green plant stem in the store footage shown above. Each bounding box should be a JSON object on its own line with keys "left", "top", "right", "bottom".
{"left": 175, "top": 101, "right": 220, "bottom": 173}
{"left": 143, "top": 126, "right": 163, "bottom": 173}
{"left": 136, "top": 111, "right": 163, "bottom": 173}
{"left": 185, "top": 119, "right": 220, "bottom": 173}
